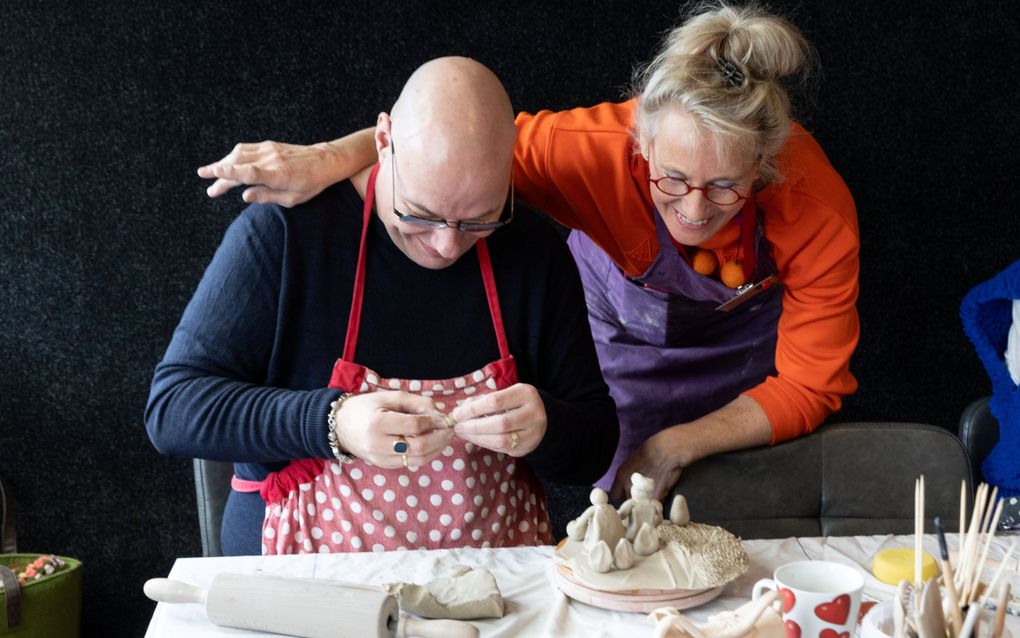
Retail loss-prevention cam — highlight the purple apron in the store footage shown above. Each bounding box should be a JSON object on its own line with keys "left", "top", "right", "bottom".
{"left": 567, "top": 209, "right": 783, "bottom": 490}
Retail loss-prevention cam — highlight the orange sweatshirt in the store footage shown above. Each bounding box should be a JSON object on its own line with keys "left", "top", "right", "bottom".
{"left": 513, "top": 100, "right": 859, "bottom": 443}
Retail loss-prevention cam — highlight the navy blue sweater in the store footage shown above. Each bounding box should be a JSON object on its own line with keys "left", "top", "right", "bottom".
{"left": 145, "top": 180, "right": 618, "bottom": 554}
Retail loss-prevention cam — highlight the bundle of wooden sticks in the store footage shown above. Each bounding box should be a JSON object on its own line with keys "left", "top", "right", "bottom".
{"left": 899, "top": 476, "right": 1015, "bottom": 638}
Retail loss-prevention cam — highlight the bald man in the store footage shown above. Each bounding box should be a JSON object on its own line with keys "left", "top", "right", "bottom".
{"left": 146, "top": 57, "right": 618, "bottom": 556}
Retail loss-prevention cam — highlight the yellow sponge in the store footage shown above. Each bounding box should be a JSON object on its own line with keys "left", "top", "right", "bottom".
{"left": 872, "top": 548, "right": 939, "bottom": 585}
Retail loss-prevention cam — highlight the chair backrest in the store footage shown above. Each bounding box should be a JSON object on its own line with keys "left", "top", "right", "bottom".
{"left": 193, "top": 459, "right": 233, "bottom": 557}
{"left": 195, "top": 423, "right": 974, "bottom": 552}
{"left": 672, "top": 422, "right": 973, "bottom": 539}
{"left": 958, "top": 397, "right": 999, "bottom": 486}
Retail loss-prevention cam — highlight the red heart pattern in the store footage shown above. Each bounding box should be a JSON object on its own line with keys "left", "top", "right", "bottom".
{"left": 819, "top": 630, "right": 849, "bottom": 638}
{"left": 780, "top": 587, "right": 796, "bottom": 613}
{"left": 784, "top": 619, "right": 801, "bottom": 638}
{"left": 814, "top": 593, "right": 851, "bottom": 624}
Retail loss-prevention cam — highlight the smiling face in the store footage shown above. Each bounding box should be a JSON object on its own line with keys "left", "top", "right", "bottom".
{"left": 645, "top": 107, "right": 759, "bottom": 247}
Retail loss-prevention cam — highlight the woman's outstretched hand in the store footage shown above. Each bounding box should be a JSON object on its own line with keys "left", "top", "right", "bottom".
{"left": 197, "top": 140, "right": 344, "bottom": 207}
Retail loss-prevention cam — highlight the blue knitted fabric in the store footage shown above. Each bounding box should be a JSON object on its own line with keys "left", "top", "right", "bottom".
{"left": 961, "top": 259, "right": 1020, "bottom": 497}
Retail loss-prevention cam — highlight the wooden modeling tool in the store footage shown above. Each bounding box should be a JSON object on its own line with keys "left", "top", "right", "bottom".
{"left": 144, "top": 574, "right": 479, "bottom": 638}
{"left": 993, "top": 582, "right": 1012, "bottom": 638}
{"left": 918, "top": 577, "right": 947, "bottom": 638}
{"left": 935, "top": 515, "right": 964, "bottom": 635}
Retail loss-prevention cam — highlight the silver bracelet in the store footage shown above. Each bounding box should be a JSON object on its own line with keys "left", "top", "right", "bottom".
{"left": 326, "top": 392, "right": 356, "bottom": 464}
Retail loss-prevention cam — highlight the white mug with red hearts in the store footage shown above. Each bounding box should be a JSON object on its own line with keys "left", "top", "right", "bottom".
{"left": 752, "top": 560, "right": 864, "bottom": 638}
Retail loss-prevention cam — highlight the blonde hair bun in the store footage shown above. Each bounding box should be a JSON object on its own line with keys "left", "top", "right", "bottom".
{"left": 679, "top": 3, "right": 810, "bottom": 83}
{"left": 633, "top": 2, "right": 817, "bottom": 184}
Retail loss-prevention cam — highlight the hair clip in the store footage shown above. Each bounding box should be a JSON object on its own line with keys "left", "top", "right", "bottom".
{"left": 717, "top": 58, "right": 744, "bottom": 87}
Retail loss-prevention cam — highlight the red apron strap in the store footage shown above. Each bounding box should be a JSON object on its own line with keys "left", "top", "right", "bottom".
{"left": 475, "top": 239, "right": 511, "bottom": 360}
{"left": 343, "top": 166, "right": 510, "bottom": 362}
{"left": 740, "top": 197, "right": 758, "bottom": 282}
{"left": 342, "top": 163, "right": 381, "bottom": 361}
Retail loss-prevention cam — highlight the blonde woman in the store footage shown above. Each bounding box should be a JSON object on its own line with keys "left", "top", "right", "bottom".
{"left": 199, "top": 3, "right": 859, "bottom": 501}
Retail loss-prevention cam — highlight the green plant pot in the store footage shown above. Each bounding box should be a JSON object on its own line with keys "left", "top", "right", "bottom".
{"left": 0, "top": 554, "right": 82, "bottom": 637}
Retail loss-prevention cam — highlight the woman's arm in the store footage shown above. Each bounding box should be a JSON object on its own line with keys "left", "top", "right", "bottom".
{"left": 610, "top": 395, "right": 772, "bottom": 500}
{"left": 197, "top": 128, "right": 377, "bottom": 207}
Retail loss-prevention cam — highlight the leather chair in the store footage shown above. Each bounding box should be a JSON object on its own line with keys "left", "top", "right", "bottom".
{"left": 193, "top": 459, "right": 233, "bottom": 557}
{"left": 195, "top": 423, "right": 974, "bottom": 554}
{"left": 669, "top": 422, "right": 972, "bottom": 539}
{"left": 958, "top": 397, "right": 999, "bottom": 487}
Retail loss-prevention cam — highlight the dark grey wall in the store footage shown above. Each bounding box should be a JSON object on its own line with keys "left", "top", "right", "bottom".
{"left": 2, "top": 1, "right": 1018, "bottom": 635}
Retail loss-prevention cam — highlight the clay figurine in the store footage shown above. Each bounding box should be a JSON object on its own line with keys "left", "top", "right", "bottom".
{"left": 566, "top": 488, "right": 627, "bottom": 552}
{"left": 669, "top": 494, "right": 690, "bottom": 526}
{"left": 565, "top": 488, "right": 638, "bottom": 572}
{"left": 618, "top": 473, "right": 663, "bottom": 555}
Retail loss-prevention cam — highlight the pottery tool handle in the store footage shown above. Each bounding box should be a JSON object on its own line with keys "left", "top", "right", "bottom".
{"left": 934, "top": 516, "right": 965, "bottom": 635}
{"left": 993, "top": 583, "right": 1011, "bottom": 638}
{"left": 393, "top": 615, "right": 480, "bottom": 638}
{"left": 144, "top": 578, "right": 207, "bottom": 605}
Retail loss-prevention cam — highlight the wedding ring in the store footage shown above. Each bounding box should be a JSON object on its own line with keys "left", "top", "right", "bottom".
{"left": 443, "top": 414, "right": 456, "bottom": 429}
{"left": 392, "top": 437, "right": 409, "bottom": 455}
{"left": 401, "top": 453, "right": 409, "bottom": 468}
{"left": 510, "top": 431, "right": 520, "bottom": 449}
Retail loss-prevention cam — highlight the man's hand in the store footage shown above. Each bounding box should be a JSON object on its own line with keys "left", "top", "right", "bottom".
{"left": 450, "top": 383, "right": 547, "bottom": 457}
{"left": 197, "top": 141, "right": 342, "bottom": 207}
{"left": 334, "top": 391, "right": 452, "bottom": 469}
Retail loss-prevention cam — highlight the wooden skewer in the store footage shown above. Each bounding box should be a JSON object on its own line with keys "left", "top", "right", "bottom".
{"left": 958, "top": 483, "right": 990, "bottom": 594}
{"left": 957, "top": 484, "right": 982, "bottom": 589}
{"left": 979, "top": 545, "right": 1015, "bottom": 613}
{"left": 959, "top": 479, "right": 968, "bottom": 551}
{"left": 992, "top": 582, "right": 1011, "bottom": 638}
{"left": 915, "top": 476, "right": 923, "bottom": 593}
{"left": 980, "top": 486, "right": 999, "bottom": 534}
{"left": 962, "top": 498, "right": 1004, "bottom": 605}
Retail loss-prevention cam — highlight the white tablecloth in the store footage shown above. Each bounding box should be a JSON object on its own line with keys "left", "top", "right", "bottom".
{"left": 146, "top": 535, "right": 1020, "bottom": 638}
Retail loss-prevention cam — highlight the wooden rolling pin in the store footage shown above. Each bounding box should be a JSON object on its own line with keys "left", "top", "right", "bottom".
{"left": 144, "top": 573, "right": 479, "bottom": 638}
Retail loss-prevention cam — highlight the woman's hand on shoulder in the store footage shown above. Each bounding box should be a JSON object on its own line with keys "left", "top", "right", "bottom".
{"left": 197, "top": 140, "right": 345, "bottom": 207}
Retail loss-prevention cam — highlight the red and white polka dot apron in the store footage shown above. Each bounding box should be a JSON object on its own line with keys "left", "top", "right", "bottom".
{"left": 233, "top": 164, "right": 552, "bottom": 554}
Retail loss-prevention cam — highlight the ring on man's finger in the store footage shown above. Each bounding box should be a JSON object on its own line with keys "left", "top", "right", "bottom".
{"left": 393, "top": 437, "right": 409, "bottom": 455}
{"left": 510, "top": 431, "right": 520, "bottom": 449}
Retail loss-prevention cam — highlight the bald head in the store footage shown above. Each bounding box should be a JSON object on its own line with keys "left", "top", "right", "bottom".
{"left": 389, "top": 57, "right": 516, "bottom": 174}
{"left": 372, "top": 57, "right": 518, "bottom": 270}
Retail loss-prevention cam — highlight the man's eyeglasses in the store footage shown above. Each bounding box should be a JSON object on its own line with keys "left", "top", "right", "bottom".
{"left": 648, "top": 174, "right": 749, "bottom": 206}
{"left": 390, "top": 143, "right": 514, "bottom": 233}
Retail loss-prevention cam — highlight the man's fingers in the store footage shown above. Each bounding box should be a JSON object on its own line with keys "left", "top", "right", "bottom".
{"left": 387, "top": 412, "right": 449, "bottom": 438}
{"left": 367, "top": 428, "right": 453, "bottom": 468}
{"left": 453, "top": 412, "right": 514, "bottom": 437}
{"left": 453, "top": 431, "right": 518, "bottom": 452}
{"left": 451, "top": 391, "right": 518, "bottom": 423}
{"left": 368, "top": 390, "right": 438, "bottom": 414}
{"left": 406, "top": 427, "right": 456, "bottom": 457}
